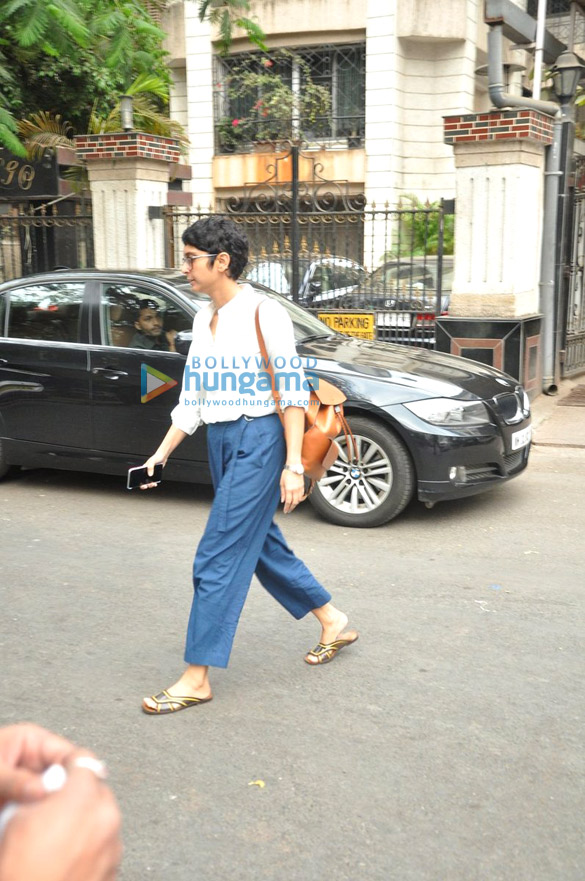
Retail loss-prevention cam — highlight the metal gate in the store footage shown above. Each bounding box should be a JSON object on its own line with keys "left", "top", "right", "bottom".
{"left": 164, "top": 146, "right": 451, "bottom": 348}
{"left": 563, "top": 155, "right": 585, "bottom": 376}
{"left": 0, "top": 202, "right": 94, "bottom": 283}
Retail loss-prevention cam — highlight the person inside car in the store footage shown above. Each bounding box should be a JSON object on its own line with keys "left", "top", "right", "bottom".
{"left": 130, "top": 301, "right": 176, "bottom": 352}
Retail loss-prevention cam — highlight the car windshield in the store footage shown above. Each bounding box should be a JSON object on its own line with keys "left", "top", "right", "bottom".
{"left": 367, "top": 259, "right": 453, "bottom": 294}
{"left": 244, "top": 260, "right": 311, "bottom": 295}
{"left": 170, "top": 279, "right": 335, "bottom": 342}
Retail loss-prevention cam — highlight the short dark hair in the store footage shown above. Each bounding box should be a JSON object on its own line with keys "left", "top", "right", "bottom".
{"left": 135, "top": 299, "right": 159, "bottom": 320}
{"left": 182, "top": 216, "right": 249, "bottom": 280}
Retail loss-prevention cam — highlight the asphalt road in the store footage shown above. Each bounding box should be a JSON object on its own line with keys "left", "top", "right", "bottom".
{"left": 1, "top": 445, "right": 583, "bottom": 881}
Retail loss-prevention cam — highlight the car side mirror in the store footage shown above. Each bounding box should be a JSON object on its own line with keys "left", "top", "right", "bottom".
{"left": 174, "top": 330, "right": 192, "bottom": 356}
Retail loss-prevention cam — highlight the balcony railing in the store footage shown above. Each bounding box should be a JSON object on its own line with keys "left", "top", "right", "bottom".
{"left": 214, "top": 114, "right": 365, "bottom": 154}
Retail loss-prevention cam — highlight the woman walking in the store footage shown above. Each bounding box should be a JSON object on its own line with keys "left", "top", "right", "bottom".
{"left": 141, "top": 217, "right": 358, "bottom": 715}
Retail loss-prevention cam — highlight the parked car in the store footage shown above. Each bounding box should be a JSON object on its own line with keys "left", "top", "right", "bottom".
{"left": 342, "top": 256, "right": 454, "bottom": 347}
{"left": 244, "top": 256, "right": 367, "bottom": 305}
{"left": 0, "top": 269, "right": 531, "bottom": 527}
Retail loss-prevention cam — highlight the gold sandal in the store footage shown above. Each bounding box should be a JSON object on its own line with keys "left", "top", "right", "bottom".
{"left": 304, "top": 632, "right": 359, "bottom": 665}
{"left": 141, "top": 690, "right": 212, "bottom": 715}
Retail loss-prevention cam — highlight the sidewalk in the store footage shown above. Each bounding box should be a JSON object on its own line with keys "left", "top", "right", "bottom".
{"left": 531, "top": 378, "right": 585, "bottom": 449}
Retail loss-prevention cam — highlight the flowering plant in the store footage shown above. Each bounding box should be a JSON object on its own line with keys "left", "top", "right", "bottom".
{"left": 216, "top": 115, "right": 249, "bottom": 150}
{"left": 216, "top": 50, "right": 331, "bottom": 150}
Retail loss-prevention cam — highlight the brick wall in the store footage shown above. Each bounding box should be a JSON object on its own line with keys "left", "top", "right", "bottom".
{"left": 444, "top": 110, "right": 554, "bottom": 146}
{"left": 74, "top": 133, "right": 181, "bottom": 163}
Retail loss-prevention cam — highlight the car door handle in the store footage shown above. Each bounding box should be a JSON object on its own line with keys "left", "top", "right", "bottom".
{"left": 0, "top": 358, "right": 8, "bottom": 366}
{"left": 92, "top": 367, "right": 129, "bottom": 379}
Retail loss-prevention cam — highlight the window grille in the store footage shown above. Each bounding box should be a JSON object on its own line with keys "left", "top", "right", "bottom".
{"left": 213, "top": 44, "right": 366, "bottom": 154}
{"left": 525, "top": 0, "right": 585, "bottom": 45}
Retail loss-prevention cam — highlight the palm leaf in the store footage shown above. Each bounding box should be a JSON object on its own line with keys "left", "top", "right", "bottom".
{"left": 46, "top": 1, "right": 89, "bottom": 47}
{"left": 88, "top": 7, "right": 124, "bottom": 35}
{"left": 0, "top": 107, "right": 27, "bottom": 157}
{"left": 218, "top": 8, "right": 231, "bottom": 54}
{"left": 12, "top": 6, "right": 49, "bottom": 47}
{"left": 197, "top": 0, "right": 214, "bottom": 20}
{"left": 104, "top": 26, "right": 130, "bottom": 69}
{"left": 125, "top": 72, "right": 169, "bottom": 101}
{"left": 133, "top": 18, "right": 166, "bottom": 39}
{"left": 0, "top": 0, "right": 34, "bottom": 19}
{"left": 235, "top": 17, "right": 267, "bottom": 51}
{"left": 17, "top": 111, "right": 74, "bottom": 138}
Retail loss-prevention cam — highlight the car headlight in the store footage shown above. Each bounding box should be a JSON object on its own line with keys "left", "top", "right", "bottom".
{"left": 404, "top": 398, "right": 491, "bottom": 426}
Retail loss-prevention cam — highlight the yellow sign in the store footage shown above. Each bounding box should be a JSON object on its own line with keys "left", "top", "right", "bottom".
{"left": 317, "top": 312, "right": 375, "bottom": 340}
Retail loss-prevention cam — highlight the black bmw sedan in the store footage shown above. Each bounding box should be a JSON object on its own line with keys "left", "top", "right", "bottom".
{"left": 0, "top": 270, "right": 532, "bottom": 528}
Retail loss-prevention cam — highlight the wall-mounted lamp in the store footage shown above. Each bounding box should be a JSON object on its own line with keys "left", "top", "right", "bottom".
{"left": 120, "top": 95, "right": 134, "bottom": 132}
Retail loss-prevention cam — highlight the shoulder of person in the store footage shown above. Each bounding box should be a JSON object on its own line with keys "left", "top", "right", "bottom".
{"left": 253, "top": 292, "right": 290, "bottom": 324}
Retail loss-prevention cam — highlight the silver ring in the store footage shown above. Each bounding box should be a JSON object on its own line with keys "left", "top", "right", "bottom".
{"left": 72, "top": 757, "right": 108, "bottom": 779}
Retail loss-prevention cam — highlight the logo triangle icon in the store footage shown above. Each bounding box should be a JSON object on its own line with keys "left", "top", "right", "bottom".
{"left": 141, "top": 363, "right": 178, "bottom": 403}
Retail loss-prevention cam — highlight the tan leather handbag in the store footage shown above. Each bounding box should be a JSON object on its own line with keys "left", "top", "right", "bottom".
{"left": 255, "top": 303, "right": 357, "bottom": 484}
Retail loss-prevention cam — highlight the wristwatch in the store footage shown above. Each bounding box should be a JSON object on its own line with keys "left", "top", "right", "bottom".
{"left": 283, "top": 463, "right": 305, "bottom": 475}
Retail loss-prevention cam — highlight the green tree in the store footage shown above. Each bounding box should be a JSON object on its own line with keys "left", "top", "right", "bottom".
{"left": 0, "top": 0, "right": 171, "bottom": 152}
{"left": 386, "top": 194, "right": 455, "bottom": 258}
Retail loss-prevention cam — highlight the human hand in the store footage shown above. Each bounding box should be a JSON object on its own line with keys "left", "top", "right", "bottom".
{"left": 165, "top": 329, "right": 177, "bottom": 352}
{"left": 280, "top": 469, "right": 305, "bottom": 514}
{"left": 0, "top": 725, "right": 122, "bottom": 881}
{"left": 0, "top": 724, "right": 92, "bottom": 805}
{"left": 139, "top": 455, "right": 166, "bottom": 491}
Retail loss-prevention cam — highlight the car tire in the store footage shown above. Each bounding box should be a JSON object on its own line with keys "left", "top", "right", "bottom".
{"left": 308, "top": 416, "right": 415, "bottom": 528}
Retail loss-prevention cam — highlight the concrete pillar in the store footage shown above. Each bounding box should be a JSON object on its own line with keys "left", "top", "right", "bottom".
{"left": 436, "top": 109, "right": 554, "bottom": 394}
{"left": 74, "top": 132, "right": 181, "bottom": 269}
{"left": 183, "top": 5, "right": 214, "bottom": 208}
{"left": 363, "top": 0, "right": 400, "bottom": 270}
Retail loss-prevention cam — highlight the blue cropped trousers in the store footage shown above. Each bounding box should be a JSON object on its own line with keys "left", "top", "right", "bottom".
{"left": 184, "top": 413, "right": 331, "bottom": 668}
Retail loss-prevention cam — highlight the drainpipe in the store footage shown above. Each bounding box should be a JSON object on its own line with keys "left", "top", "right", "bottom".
{"left": 487, "top": 24, "right": 561, "bottom": 393}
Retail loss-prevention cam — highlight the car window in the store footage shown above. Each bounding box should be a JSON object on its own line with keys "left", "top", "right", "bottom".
{"left": 328, "top": 264, "right": 365, "bottom": 290}
{"left": 6, "top": 283, "right": 84, "bottom": 342}
{"left": 310, "top": 264, "right": 329, "bottom": 292}
{"left": 101, "top": 283, "right": 193, "bottom": 349}
{"left": 245, "top": 262, "right": 291, "bottom": 295}
{"left": 0, "top": 292, "right": 6, "bottom": 336}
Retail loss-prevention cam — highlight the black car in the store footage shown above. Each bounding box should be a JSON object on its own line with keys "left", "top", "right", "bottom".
{"left": 340, "top": 257, "right": 454, "bottom": 347}
{"left": 0, "top": 270, "right": 532, "bottom": 528}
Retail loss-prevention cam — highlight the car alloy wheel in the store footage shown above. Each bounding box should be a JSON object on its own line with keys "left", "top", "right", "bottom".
{"left": 308, "top": 416, "right": 415, "bottom": 527}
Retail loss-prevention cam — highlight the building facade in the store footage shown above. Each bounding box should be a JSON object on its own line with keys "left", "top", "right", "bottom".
{"left": 161, "top": 0, "right": 525, "bottom": 214}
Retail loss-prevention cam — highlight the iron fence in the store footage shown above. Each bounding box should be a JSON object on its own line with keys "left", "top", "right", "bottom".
{"left": 164, "top": 149, "right": 452, "bottom": 348}
{"left": 0, "top": 202, "right": 94, "bottom": 283}
{"left": 563, "top": 155, "right": 585, "bottom": 376}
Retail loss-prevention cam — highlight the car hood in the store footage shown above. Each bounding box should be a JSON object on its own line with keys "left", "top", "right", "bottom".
{"left": 298, "top": 335, "right": 518, "bottom": 404}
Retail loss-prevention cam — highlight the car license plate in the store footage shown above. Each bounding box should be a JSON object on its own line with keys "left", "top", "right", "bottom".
{"left": 377, "top": 312, "right": 411, "bottom": 327}
{"left": 511, "top": 425, "right": 532, "bottom": 450}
